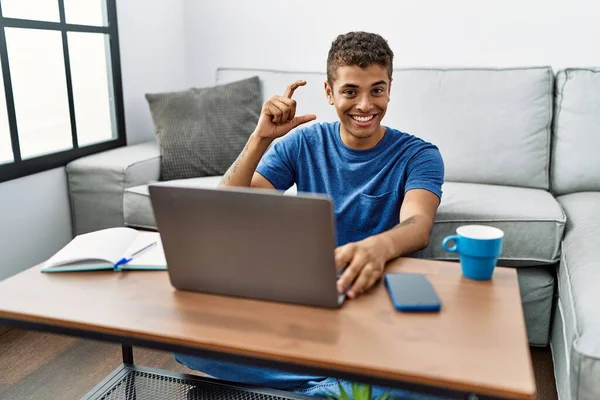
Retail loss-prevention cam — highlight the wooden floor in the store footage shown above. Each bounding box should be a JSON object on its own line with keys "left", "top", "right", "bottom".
{"left": 0, "top": 327, "right": 558, "bottom": 400}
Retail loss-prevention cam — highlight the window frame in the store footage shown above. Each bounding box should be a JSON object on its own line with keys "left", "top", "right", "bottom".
{"left": 0, "top": 0, "right": 126, "bottom": 183}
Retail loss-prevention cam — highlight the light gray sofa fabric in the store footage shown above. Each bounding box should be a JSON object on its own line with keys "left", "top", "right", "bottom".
{"left": 517, "top": 266, "right": 555, "bottom": 347}
{"left": 218, "top": 67, "right": 554, "bottom": 190}
{"left": 124, "top": 176, "right": 223, "bottom": 229}
{"left": 414, "top": 182, "right": 566, "bottom": 266}
{"left": 552, "top": 69, "right": 600, "bottom": 195}
{"left": 124, "top": 177, "right": 297, "bottom": 229}
{"left": 554, "top": 192, "right": 600, "bottom": 400}
{"left": 389, "top": 68, "right": 553, "bottom": 189}
{"left": 125, "top": 179, "right": 565, "bottom": 266}
{"left": 66, "top": 141, "right": 161, "bottom": 234}
{"left": 552, "top": 293, "right": 572, "bottom": 400}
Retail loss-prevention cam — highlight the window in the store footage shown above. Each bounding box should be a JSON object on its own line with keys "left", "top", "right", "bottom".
{"left": 0, "top": 0, "right": 125, "bottom": 182}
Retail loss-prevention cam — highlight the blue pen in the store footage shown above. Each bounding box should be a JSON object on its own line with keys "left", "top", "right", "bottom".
{"left": 114, "top": 241, "right": 158, "bottom": 271}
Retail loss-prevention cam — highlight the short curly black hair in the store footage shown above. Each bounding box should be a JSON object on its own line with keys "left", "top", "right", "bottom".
{"left": 327, "top": 31, "right": 394, "bottom": 86}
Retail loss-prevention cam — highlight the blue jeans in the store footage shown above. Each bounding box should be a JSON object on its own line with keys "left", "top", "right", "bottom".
{"left": 174, "top": 353, "right": 446, "bottom": 399}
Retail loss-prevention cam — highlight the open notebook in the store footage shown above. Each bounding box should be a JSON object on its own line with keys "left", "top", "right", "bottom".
{"left": 41, "top": 227, "right": 167, "bottom": 273}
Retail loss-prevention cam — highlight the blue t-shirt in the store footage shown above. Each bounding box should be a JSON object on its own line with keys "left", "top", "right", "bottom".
{"left": 256, "top": 121, "right": 445, "bottom": 246}
{"left": 174, "top": 122, "right": 445, "bottom": 388}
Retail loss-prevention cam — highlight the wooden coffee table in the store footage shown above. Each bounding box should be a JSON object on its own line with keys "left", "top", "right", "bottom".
{"left": 0, "top": 258, "right": 535, "bottom": 399}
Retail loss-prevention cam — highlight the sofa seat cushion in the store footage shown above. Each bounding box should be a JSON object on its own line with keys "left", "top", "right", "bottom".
{"left": 127, "top": 179, "right": 565, "bottom": 265}
{"left": 555, "top": 192, "right": 600, "bottom": 400}
{"left": 415, "top": 182, "right": 566, "bottom": 266}
{"left": 124, "top": 177, "right": 298, "bottom": 230}
{"left": 124, "top": 177, "right": 223, "bottom": 229}
{"left": 517, "top": 267, "right": 555, "bottom": 346}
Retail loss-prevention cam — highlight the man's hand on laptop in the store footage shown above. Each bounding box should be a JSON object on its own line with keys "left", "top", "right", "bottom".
{"left": 334, "top": 237, "right": 390, "bottom": 299}
{"left": 254, "top": 80, "right": 316, "bottom": 139}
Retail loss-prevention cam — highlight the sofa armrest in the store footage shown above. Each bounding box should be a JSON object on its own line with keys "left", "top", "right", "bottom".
{"left": 66, "top": 141, "right": 161, "bottom": 235}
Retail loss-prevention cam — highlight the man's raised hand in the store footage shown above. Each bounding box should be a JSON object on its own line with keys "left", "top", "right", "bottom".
{"left": 255, "top": 80, "right": 317, "bottom": 139}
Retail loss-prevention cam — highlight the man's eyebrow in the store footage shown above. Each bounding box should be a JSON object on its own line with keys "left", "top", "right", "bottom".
{"left": 339, "top": 81, "right": 388, "bottom": 90}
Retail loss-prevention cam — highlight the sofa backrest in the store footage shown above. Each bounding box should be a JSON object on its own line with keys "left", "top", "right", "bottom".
{"left": 551, "top": 69, "right": 600, "bottom": 195}
{"left": 387, "top": 68, "right": 553, "bottom": 190}
{"left": 217, "top": 67, "right": 554, "bottom": 189}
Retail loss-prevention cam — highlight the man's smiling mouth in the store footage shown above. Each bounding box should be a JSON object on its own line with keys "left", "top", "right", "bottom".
{"left": 351, "top": 115, "right": 375, "bottom": 122}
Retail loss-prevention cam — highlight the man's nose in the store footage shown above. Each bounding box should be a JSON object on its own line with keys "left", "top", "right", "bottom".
{"left": 356, "top": 94, "right": 373, "bottom": 112}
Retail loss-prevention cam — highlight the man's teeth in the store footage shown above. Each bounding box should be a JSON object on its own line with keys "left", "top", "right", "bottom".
{"left": 352, "top": 115, "right": 374, "bottom": 122}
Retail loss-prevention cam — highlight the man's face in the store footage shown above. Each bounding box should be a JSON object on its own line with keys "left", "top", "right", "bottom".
{"left": 325, "top": 64, "right": 391, "bottom": 146}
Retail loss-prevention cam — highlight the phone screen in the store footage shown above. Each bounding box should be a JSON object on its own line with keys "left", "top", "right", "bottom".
{"left": 384, "top": 272, "right": 441, "bottom": 312}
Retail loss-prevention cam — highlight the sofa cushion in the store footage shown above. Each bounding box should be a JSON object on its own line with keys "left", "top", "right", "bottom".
{"left": 66, "top": 141, "right": 161, "bottom": 234}
{"left": 555, "top": 192, "right": 600, "bottom": 400}
{"left": 128, "top": 179, "right": 564, "bottom": 266}
{"left": 552, "top": 69, "right": 600, "bottom": 195}
{"left": 389, "top": 68, "right": 553, "bottom": 189}
{"left": 124, "top": 177, "right": 223, "bottom": 230}
{"left": 124, "top": 178, "right": 298, "bottom": 230}
{"left": 517, "top": 267, "right": 555, "bottom": 346}
{"left": 145, "top": 76, "right": 262, "bottom": 181}
{"left": 218, "top": 67, "right": 554, "bottom": 190}
{"left": 414, "top": 182, "right": 565, "bottom": 266}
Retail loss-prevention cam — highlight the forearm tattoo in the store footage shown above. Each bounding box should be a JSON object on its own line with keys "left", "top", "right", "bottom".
{"left": 221, "top": 142, "right": 250, "bottom": 184}
{"left": 397, "top": 215, "right": 417, "bottom": 228}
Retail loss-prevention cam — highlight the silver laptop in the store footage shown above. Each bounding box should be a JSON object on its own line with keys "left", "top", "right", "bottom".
{"left": 148, "top": 184, "right": 346, "bottom": 308}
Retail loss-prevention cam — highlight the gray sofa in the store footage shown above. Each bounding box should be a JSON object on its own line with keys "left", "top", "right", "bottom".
{"left": 65, "top": 67, "right": 600, "bottom": 399}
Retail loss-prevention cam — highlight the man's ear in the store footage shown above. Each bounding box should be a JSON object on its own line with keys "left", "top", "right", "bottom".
{"left": 324, "top": 81, "right": 334, "bottom": 105}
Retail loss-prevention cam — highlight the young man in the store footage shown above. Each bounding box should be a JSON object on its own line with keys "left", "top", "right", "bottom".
{"left": 176, "top": 32, "right": 445, "bottom": 398}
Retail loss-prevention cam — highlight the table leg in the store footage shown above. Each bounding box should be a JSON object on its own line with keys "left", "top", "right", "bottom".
{"left": 122, "top": 344, "right": 134, "bottom": 364}
{"left": 121, "top": 345, "right": 136, "bottom": 399}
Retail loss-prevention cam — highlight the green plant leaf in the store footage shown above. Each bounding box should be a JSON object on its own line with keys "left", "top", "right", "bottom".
{"left": 324, "top": 381, "right": 391, "bottom": 400}
{"left": 338, "top": 381, "right": 352, "bottom": 400}
{"left": 351, "top": 382, "right": 371, "bottom": 399}
{"left": 325, "top": 381, "right": 352, "bottom": 400}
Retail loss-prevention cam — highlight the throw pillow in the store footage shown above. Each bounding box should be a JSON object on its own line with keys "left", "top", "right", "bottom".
{"left": 145, "top": 76, "right": 262, "bottom": 181}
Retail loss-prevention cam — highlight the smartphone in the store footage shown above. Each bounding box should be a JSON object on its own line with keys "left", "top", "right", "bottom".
{"left": 384, "top": 273, "right": 441, "bottom": 312}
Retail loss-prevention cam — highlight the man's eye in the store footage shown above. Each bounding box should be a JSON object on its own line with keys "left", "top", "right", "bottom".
{"left": 372, "top": 88, "right": 384, "bottom": 95}
{"left": 343, "top": 90, "right": 356, "bottom": 96}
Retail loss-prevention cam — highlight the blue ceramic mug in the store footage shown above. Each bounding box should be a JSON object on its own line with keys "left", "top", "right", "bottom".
{"left": 442, "top": 225, "right": 504, "bottom": 280}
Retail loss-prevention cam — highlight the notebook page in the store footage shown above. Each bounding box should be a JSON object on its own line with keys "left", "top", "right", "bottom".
{"left": 44, "top": 227, "right": 139, "bottom": 268}
{"left": 123, "top": 231, "right": 166, "bottom": 267}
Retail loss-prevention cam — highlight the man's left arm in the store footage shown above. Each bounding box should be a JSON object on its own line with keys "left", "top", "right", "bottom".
{"left": 335, "top": 189, "right": 440, "bottom": 298}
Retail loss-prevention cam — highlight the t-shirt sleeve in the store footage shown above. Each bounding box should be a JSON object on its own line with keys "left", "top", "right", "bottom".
{"left": 255, "top": 134, "right": 299, "bottom": 191}
{"left": 404, "top": 146, "right": 445, "bottom": 199}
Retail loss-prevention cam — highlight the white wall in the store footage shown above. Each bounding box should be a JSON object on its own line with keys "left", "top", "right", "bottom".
{"left": 0, "top": 168, "right": 72, "bottom": 280}
{"left": 117, "top": 0, "right": 186, "bottom": 144}
{"left": 183, "top": 0, "right": 600, "bottom": 88}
